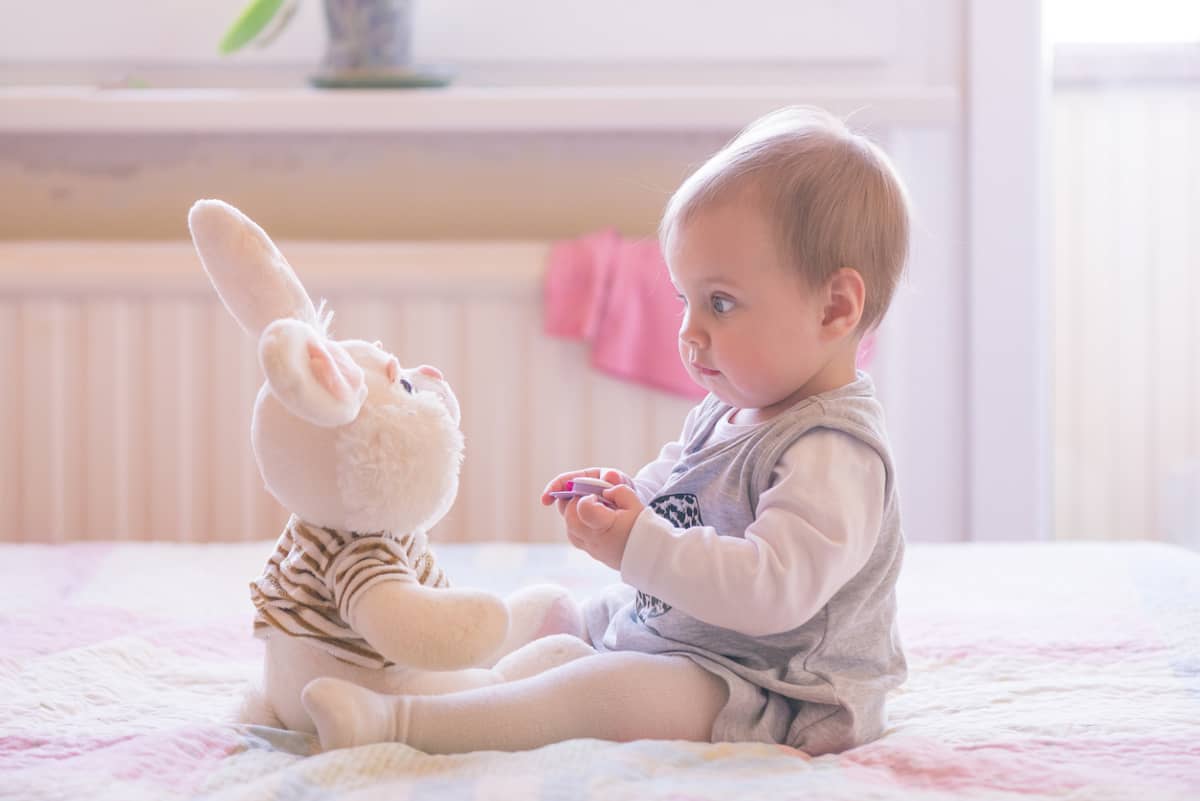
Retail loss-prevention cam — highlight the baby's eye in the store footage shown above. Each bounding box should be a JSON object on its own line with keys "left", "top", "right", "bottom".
{"left": 711, "top": 295, "right": 735, "bottom": 314}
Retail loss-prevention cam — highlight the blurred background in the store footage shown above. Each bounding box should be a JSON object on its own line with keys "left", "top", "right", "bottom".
{"left": 0, "top": 0, "right": 1196, "bottom": 549}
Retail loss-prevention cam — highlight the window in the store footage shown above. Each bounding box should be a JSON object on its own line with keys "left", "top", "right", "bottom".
{"left": 1046, "top": 0, "right": 1200, "bottom": 43}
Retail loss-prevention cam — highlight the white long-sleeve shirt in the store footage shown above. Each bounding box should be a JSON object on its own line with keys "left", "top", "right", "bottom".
{"left": 618, "top": 406, "right": 886, "bottom": 637}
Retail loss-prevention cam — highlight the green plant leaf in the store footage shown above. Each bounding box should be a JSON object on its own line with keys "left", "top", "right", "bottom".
{"left": 219, "top": 0, "right": 286, "bottom": 55}
{"left": 253, "top": 0, "right": 301, "bottom": 49}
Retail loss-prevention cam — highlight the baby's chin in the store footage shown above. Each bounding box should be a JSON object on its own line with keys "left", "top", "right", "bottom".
{"left": 704, "top": 382, "right": 746, "bottom": 409}
{"left": 690, "top": 369, "right": 768, "bottom": 412}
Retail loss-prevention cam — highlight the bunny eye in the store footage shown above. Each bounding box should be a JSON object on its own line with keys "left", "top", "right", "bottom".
{"left": 399, "top": 378, "right": 414, "bottom": 394}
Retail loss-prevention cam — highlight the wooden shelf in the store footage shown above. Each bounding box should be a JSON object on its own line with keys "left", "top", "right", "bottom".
{"left": 0, "top": 241, "right": 548, "bottom": 295}
{"left": 0, "top": 83, "right": 959, "bottom": 133}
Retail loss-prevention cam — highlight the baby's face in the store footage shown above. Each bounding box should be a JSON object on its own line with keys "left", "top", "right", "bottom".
{"left": 665, "top": 196, "right": 833, "bottom": 422}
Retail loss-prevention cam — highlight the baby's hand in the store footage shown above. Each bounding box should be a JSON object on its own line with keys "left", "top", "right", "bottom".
{"left": 563, "top": 484, "right": 644, "bottom": 572}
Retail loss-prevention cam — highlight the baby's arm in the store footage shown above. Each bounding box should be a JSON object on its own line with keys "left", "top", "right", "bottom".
{"left": 621, "top": 429, "right": 886, "bottom": 636}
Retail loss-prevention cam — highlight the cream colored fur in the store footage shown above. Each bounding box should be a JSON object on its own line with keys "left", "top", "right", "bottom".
{"left": 188, "top": 199, "right": 591, "bottom": 733}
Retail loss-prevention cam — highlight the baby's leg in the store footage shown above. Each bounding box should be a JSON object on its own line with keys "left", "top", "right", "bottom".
{"left": 303, "top": 651, "right": 728, "bottom": 753}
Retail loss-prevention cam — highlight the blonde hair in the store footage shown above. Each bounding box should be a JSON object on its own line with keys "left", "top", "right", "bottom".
{"left": 660, "top": 106, "right": 910, "bottom": 332}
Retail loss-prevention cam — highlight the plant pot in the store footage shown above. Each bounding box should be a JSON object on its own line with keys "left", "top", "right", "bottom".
{"left": 309, "top": 0, "right": 452, "bottom": 88}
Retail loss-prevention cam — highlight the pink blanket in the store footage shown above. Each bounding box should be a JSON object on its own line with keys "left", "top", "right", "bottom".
{"left": 3, "top": 540, "right": 1198, "bottom": 800}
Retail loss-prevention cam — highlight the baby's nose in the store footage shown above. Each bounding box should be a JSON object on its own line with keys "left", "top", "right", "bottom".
{"left": 416, "top": 364, "right": 443, "bottom": 380}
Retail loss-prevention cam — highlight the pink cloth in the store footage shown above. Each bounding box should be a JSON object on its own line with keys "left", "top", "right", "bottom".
{"left": 544, "top": 229, "right": 705, "bottom": 399}
{"left": 543, "top": 229, "right": 877, "bottom": 399}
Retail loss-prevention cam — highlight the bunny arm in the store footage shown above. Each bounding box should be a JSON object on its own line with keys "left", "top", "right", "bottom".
{"left": 347, "top": 582, "right": 510, "bottom": 671}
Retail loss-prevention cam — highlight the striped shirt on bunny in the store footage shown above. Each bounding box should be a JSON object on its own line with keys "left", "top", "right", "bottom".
{"left": 250, "top": 515, "right": 449, "bottom": 668}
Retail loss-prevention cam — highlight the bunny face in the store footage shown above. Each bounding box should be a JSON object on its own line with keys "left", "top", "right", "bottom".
{"left": 337, "top": 339, "right": 461, "bottom": 428}
{"left": 252, "top": 341, "right": 464, "bottom": 534}
{"left": 189, "top": 199, "right": 464, "bottom": 537}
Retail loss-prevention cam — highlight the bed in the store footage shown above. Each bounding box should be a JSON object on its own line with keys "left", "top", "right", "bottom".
{"left": 3, "top": 539, "right": 1198, "bottom": 800}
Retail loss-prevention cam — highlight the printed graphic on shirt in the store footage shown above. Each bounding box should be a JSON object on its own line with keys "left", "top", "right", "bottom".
{"left": 635, "top": 493, "right": 703, "bottom": 622}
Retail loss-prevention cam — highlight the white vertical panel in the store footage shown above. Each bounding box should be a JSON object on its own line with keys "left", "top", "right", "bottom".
{"left": 649, "top": 394, "right": 694, "bottom": 457}
{"left": 83, "top": 300, "right": 133, "bottom": 539}
{"left": 363, "top": 297, "right": 411, "bottom": 370}
{"left": 587, "top": 373, "right": 656, "bottom": 478}
{"left": 145, "top": 303, "right": 175, "bottom": 540}
{"left": 185, "top": 299, "right": 213, "bottom": 542}
{"left": 60, "top": 304, "right": 85, "bottom": 542}
{"left": 1113, "top": 94, "right": 1152, "bottom": 539}
{"left": 0, "top": 301, "right": 19, "bottom": 537}
{"left": 17, "top": 300, "right": 50, "bottom": 540}
{"left": 966, "top": 0, "right": 1048, "bottom": 543}
{"left": 886, "top": 127, "right": 967, "bottom": 543}
{"left": 460, "top": 298, "right": 528, "bottom": 542}
{"left": 1151, "top": 91, "right": 1195, "bottom": 542}
{"left": 210, "top": 301, "right": 251, "bottom": 540}
{"left": 1072, "top": 95, "right": 1119, "bottom": 541}
{"left": 512, "top": 295, "right": 547, "bottom": 543}
{"left": 328, "top": 298, "right": 384, "bottom": 344}
{"left": 1052, "top": 91, "right": 1081, "bottom": 540}
{"left": 145, "top": 300, "right": 211, "bottom": 541}
{"left": 122, "top": 302, "right": 151, "bottom": 541}
{"left": 526, "top": 331, "right": 592, "bottom": 543}
{"left": 20, "top": 301, "right": 81, "bottom": 543}
{"left": 1188, "top": 95, "right": 1200, "bottom": 476}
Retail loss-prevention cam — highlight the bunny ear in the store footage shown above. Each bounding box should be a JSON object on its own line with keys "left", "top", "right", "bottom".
{"left": 188, "top": 199, "right": 320, "bottom": 337}
{"left": 259, "top": 319, "right": 367, "bottom": 427}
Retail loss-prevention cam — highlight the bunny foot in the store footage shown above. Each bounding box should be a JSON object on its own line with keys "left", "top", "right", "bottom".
{"left": 302, "top": 677, "right": 408, "bottom": 750}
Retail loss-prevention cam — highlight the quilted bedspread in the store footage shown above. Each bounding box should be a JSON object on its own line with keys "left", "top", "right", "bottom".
{"left": 3, "top": 540, "right": 1199, "bottom": 800}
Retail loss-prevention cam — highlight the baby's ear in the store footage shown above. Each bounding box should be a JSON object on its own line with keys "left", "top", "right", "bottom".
{"left": 189, "top": 199, "right": 319, "bottom": 337}
{"left": 259, "top": 319, "right": 367, "bottom": 427}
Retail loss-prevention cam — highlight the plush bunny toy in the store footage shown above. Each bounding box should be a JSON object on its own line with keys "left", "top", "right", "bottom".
{"left": 189, "top": 199, "right": 592, "bottom": 734}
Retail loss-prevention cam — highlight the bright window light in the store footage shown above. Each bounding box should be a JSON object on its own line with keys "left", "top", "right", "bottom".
{"left": 1046, "top": 0, "right": 1200, "bottom": 43}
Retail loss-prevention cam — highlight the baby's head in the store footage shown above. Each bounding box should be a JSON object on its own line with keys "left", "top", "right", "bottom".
{"left": 660, "top": 107, "right": 910, "bottom": 416}
{"left": 661, "top": 106, "right": 910, "bottom": 335}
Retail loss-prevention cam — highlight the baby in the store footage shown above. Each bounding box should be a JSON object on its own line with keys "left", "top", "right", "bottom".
{"left": 303, "top": 105, "right": 910, "bottom": 756}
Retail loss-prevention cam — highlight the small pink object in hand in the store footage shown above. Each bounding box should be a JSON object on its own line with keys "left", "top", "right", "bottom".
{"left": 549, "top": 477, "right": 617, "bottom": 508}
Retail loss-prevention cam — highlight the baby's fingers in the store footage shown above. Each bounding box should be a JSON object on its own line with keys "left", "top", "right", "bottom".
{"left": 600, "top": 469, "right": 630, "bottom": 487}
{"left": 541, "top": 468, "right": 601, "bottom": 504}
{"left": 576, "top": 496, "right": 617, "bottom": 530}
{"left": 602, "top": 484, "right": 641, "bottom": 511}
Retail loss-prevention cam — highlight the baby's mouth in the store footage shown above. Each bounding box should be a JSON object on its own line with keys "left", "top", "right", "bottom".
{"left": 692, "top": 363, "right": 720, "bottom": 377}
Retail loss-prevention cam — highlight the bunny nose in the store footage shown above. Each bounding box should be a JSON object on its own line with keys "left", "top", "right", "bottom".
{"left": 416, "top": 364, "right": 443, "bottom": 380}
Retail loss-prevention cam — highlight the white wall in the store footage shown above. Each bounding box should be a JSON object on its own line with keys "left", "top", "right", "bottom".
{"left": 2, "top": 1, "right": 900, "bottom": 65}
